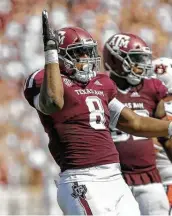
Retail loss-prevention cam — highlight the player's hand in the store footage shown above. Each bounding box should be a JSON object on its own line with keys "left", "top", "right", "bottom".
{"left": 42, "top": 10, "right": 58, "bottom": 51}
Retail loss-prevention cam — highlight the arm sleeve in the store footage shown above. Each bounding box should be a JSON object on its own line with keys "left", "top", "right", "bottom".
{"left": 107, "top": 78, "right": 125, "bottom": 128}
{"left": 108, "top": 98, "right": 125, "bottom": 129}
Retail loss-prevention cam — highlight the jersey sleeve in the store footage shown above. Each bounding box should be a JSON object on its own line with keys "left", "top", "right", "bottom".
{"left": 153, "top": 79, "right": 168, "bottom": 102}
{"left": 23, "top": 69, "right": 44, "bottom": 109}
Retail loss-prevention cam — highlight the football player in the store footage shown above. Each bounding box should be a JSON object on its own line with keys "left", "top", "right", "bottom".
{"left": 152, "top": 57, "right": 172, "bottom": 215}
{"left": 103, "top": 33, "right": 170, "bottom": 215}
{"left": 24, "top": 11, "right": 172, "bottom": 215}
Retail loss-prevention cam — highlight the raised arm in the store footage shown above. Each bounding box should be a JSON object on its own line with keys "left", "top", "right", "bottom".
{"left": 39, "top": 10, "right": 64, "bottom": 114}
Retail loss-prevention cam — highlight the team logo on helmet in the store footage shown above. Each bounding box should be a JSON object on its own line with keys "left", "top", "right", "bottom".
{"left": 109, "top": 34, "right": 130, "bottom": 50}
{"left": 58, "top": 30, "right": 66, "bottom": 45}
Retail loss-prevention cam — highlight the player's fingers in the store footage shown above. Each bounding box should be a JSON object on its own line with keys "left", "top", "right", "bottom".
{"left": 42, "top": 10, "right": 49, "bottom": 35}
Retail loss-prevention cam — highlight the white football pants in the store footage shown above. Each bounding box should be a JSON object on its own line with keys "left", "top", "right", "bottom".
{"left": 56, "top": 163, "right": 140, "bottom": 215}
{"left": 131, "top": 183, "right": 170, "bottom": 215}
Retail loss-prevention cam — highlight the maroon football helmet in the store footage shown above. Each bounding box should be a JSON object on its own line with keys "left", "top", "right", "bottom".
{"left": 54, "top": 27, "right": 101, "bottom": 83}
{"left": 103, "top": 33, "right": 152, "bottom": 85}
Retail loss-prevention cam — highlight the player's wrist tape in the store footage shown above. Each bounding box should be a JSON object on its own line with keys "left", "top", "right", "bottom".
{"left": 45, "top": 50, "right": 59, "bottom": 64}
{"left": 168, "top": 121, "right": 172, "bottom": 138}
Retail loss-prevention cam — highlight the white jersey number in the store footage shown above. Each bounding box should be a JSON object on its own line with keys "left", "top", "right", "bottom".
{"left": 85, "top": 96, "right": 106, "bottom": 130}
{"left": 111, "top": 109, "right": 149, "bottom": 142}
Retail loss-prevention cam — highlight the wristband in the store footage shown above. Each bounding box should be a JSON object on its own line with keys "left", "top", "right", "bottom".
{"left": 45, "top": 50, "right": 59, "bottom": 64}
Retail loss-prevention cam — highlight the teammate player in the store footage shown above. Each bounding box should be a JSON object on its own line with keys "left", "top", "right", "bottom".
{"left": 24, "top": 11, "right": 172, "bottom": 215}
{"left": 152, "top": 57, "right": 172, "bottom": 215}
{"left": 103, "top": 33, "right": 170, "bottom": 215}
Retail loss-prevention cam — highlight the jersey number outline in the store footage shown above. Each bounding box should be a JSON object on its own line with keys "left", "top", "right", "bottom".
{"left": 85, "top": 96, "right": 106, "bottom": 130}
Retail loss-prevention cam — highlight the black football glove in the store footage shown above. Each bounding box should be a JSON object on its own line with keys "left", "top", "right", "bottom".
{"left": 42, "top": 10, "right": 58, "bottom": 51}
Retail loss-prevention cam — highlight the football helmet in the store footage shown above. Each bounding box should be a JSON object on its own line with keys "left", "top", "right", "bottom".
{"left": 152, "top": 57, "right": 172, "bottom": 93}
{"left": 54, "top": 27, "right": 101, "bottom": 83}
{"left": 103, "top": 33, "right": 152, "bottom": 85}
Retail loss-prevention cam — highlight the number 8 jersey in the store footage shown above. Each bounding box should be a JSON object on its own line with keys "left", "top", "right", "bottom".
{"left": 24, "top": 69, "right": 120, "bottom": 172}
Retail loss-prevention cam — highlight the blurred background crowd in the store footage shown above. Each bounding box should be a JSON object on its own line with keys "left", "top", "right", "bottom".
{"left": 0, "top": 0, "right": 172, "bottom": 214}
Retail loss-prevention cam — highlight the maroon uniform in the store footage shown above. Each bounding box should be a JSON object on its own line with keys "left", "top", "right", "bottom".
{"left": 24, "top": 69, "right": 119, "bottom": 171}
{"left": 103, "top": 32, "right": 169, "bottom": 215}
{"left": 111, "top": 78, "right": 168, "bottom": 185}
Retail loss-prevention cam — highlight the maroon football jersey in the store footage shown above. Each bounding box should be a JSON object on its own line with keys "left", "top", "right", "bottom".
{"left": 111, "top": 78, "right": 168, "bottom": 185}
{"left": 24, "top": 69, "right": 119, "bottom": 171}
